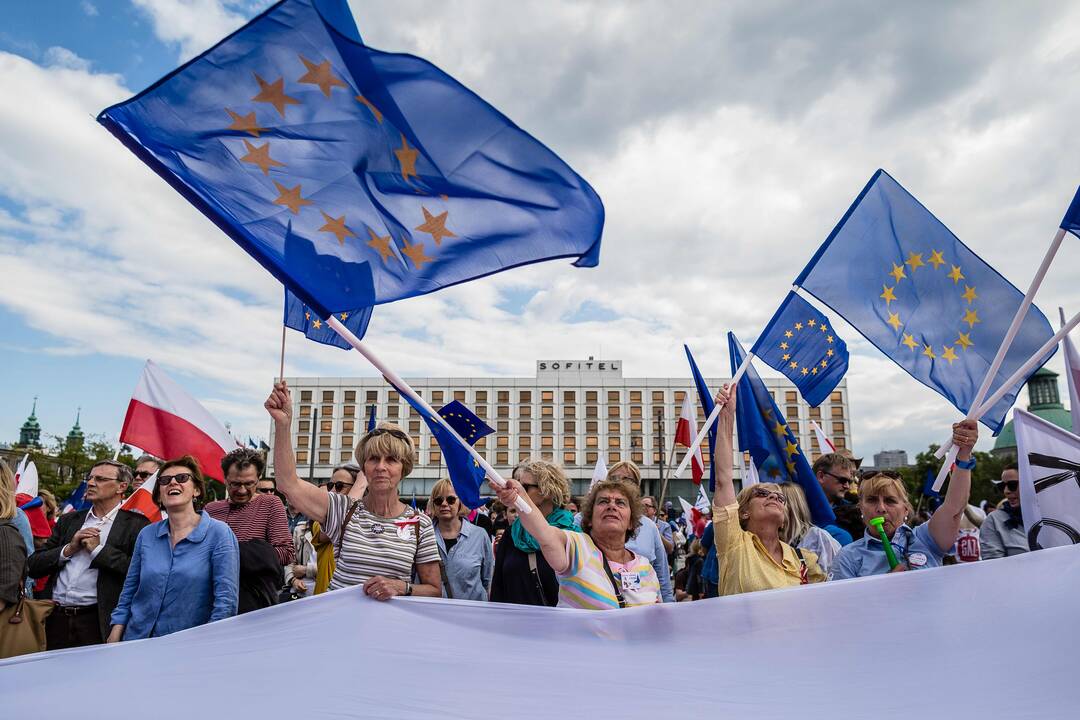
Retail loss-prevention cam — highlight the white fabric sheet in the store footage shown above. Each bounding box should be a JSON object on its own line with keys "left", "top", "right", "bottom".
{"left": 3, "top": 545, "right": 1079, "bottom": 719}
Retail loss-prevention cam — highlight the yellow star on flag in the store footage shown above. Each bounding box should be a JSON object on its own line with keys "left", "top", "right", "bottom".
{"left": 962, "top": 308, "right": 981, "bottom": 328}
{"left": 941, "top": 345, "right": 959, "bottom": 364}
{"left": 880, "top": 285, "right": 897, "bottom": 305}
{"left": 928, "top": 249, "right": 946, "bottom": 269}
{"left": 340, "top": 312, "right": 349, "bottom": 321}
{"left": 225, "top": 109, "right": 266, "bottom": 137}
{"left": 794, "top": 322, "right": 803, "bottom": 331}
{"left": 789, "top": 360, "right": 799, "bottom": 370}
{"left": 318, "top": 211, "right": 356, "bottom": 245}
{"left": 785, "top": 440, "right": 799, "bottom": 457}
{"left": 366, "top": 228, "right": 395, "bottom": 264}
{"left": 820, "top": 324, "right": 828, "bottom": 333}
{"left": 780, "top": 342, "right": 789, "bottom": 350}
{"left": 414, "top": 207, "right": 457, "bottom": 245}
{"left": 355, "top": 94, "right": 383, "bottom": 123}
{"left": 905, "top": 252, "right": 925, "bottom": 270}
{"left": 785, "top": 460, "right": 797, "bottom": 474}
{"left": 807, "top": 319, "right": 816, "bottom": 327}
{"left": 826, "top": 348, "right": 835, "bottom": 357}
{"left": 922, "top": 344, "right": 936, "bottom": 359}
{"left": 312, "top": 319, "right": 322, "bottom": 329}
{"left": 304, "top": 311, "right": 311, "bottom": 320}
{"left": 240, "top": 140, "right": 285, "bottom": 175}
{"left": 251, "top": 74, "right": 300, "bottom": 117}
{"left": 297, "top": 55, "right": 347, "bottom": 97}
{"left": 947, "top": 265, "right": 965, "bottom": 283}
{"left": 961, "top": 285, "right": 978, "bottom": 304}
{"left": 826, "top": 335, "right": 834, "bottom": 344}
{"left": 801, "top": 366, "right": 810, "bottom": 376}
{"left": 782, "top": 353, "right": 790, "bottom": 361}
{"left": 811, "top": 367, "right": 818, "bottom": 375}
{"left": 272, "top": 182, "right": 312, "bottom": 214}
{"left": 955, "top": 331, "right": 973, "bottom": 350}
{"left": 395, "top": 134, "right": 419, "bottom": 182}
{"left": 773, "top": 420, "right": 787, "bottom": 438}
{"left": 887, "top": 311, "right": 902, "bottom": 331}
{"left": 401, "top": 237, "right": 434, "bottom": 270}
{"left": 889, "top": 263, "right": 906, "bottom": 283}
{"left": 784, "top": 330, "right": 794, "bottom": 339}
{"left": 820, "top": 359, "right": 828, "bottom": 368}
{"left": 901, "top": 333, "right": 918, "bottom": 350}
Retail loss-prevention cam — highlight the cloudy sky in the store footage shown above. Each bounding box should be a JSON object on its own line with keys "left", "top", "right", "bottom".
{"left": 3, "top": 0, "right": 1080, "bottom": 458}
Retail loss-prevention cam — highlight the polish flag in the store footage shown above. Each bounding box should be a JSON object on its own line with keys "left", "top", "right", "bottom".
{"left": 1060, "top": 308, "right": 1080, "bottom": 434}
{"left": 811, "top": 419, "right": 836, "bottom": 455}
{"left": 674, "top": 392, "right": 704, "bottom": 484}
{"left": 120, "top": 360, "right": 237, "bottom": 482}
{"left": 678, "top": 485, "right": 711, "bottom": 537}
{"left": 121, "top": 471, "right": 161, "bottom": 522}
{"left": 14, "top": 456, "right": 38, "bottom": 497}
{"left": 590, "top": 454, "right": 608, "bottom": 488}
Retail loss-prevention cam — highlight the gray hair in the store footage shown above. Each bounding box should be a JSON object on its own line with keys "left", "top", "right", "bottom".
{"left": 134, "top": 454, "right": 162, "bottom": 469}
{"left": 90, "top": 460, "right": 134, "bottom": 487}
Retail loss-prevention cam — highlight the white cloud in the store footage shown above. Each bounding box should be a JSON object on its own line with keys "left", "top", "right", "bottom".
{"left": 130, "top": 0, "right": 255, "bottom": 60}
{"left": 80, "top": 1, "right": 99, "bottom": 17}
{"left": 42, "top": 46, "right": 92, "bottom": 72}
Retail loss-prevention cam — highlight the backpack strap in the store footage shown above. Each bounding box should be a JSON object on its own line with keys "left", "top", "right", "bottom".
{"left": 334, "top": 500, "right": 361, "bottom": 556}
{"left": 526, "top": 552, "right": 548, "bottom": 606}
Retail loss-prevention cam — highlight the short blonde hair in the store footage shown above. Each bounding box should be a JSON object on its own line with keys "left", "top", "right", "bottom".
{"left": 858, "top": 473, "right": 912, "bottom": 513}
{"left": 735, "top": 482, "right": 785, "bottom": 531}
{"left": 512, "top": 459, "right": 571, "bottom": 507}
{"left": 355, "top": 422, "right": 415, "bottom": 477}
{"left": 0, "top": 459, "right": 15, "bottom": 521}
{"left": 429, "top": 478, "right": 467, "bottom": 515}
{"left": 606, "top": 460, "right": 641, "bottom": 485}
{"left": 580, "top": 479, "right": 643, "bottom": 543}
{"left": 38, "top": 488, "right": 58, "bottom": 520}
{"left": 779, "top": 483, "right": 811, "bottom": 545}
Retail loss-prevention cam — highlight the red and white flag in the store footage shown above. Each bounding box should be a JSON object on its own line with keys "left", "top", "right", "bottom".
{"left": 1060, "top": 308, "right": 1080, "bottom": 434}
{"left": 120, "top": 360, "right": 237, "bottom": 481}
{"left": 590, "top": 455, "right": 608, "bottom": 488}
{"left": 121, "top": 471, "right": 161, "bottom": 522}
{"left": 674, "top": 391, "right": 704, "bottom": 484}
{"left": 811, "top": 419, "right": 836, "bottom": 455}
{"left": 14, "top": 455, "right": 38, "bottom": 497}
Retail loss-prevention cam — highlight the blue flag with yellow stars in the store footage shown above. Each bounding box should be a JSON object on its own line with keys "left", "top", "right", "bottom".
{"left": 366, "top": 403, "right": 377, "bottom": 433}
{"left": 283, "top": 289, "right": 372, "bottom": 349}
{"left": 751, "top": 292, "right": 849, "bottom": 407}
{"left": 795, "top": 170, "right": 1055, "bottom": 434}
{"left": 97, "top": 0, "right": 604, "bottom": 322}
{"left": 729, "top": 333, "right": 835, "bottom": 526}
{"left": 684, "top": 344, "right": 717, "bottom": 491}
{"left": 399, "top": 395, "right": 493, "bottom": 509}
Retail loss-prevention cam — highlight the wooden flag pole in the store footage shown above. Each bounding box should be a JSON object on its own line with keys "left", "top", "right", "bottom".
{"left": 671, "top": 352, "right": 754, "bottom": 481}
{"left": 325, "top": 316, "right": 531, "bottom": 514}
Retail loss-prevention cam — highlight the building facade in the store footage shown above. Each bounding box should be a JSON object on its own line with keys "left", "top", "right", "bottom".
{"left": 871, "top": 449, "right": 909, "bottom": 470}
{"left": 268, "top": 358, "right": 852, "bottom": 502}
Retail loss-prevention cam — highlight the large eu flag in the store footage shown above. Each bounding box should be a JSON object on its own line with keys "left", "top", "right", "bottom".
{"left": 283, "top": 289, "right": 372, "bottom": 349}
{"left": 751, "top": 292, "right": 849, "bottom": 407}
{"left": 795, "top": 170, "right": 1055, "bottom": 433}
{"left": 729, "top": 333, "right": 835, "bottom": 526}
{"left": 684, "top": 344, "right": 717, "bottom": 491}
{"left": 97, "top": 0, "right": 604, "bottom": 322}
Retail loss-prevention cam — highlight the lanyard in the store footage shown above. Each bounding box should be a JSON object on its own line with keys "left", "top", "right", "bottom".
{"left": 597, "top": 547, "right": 628, "bottom": 609}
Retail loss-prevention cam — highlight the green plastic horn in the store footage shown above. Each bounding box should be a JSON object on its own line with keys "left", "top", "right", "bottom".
{"left": 869, "top": 516, "right": 900, "bottom": 569}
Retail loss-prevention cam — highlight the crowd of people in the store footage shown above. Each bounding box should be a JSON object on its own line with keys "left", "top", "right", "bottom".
{"left": 0, "top": 380, "right": 1031, "bottom": 656}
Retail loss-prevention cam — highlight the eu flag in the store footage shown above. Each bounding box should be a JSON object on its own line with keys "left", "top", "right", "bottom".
{"left": 283, "top": 288, "right": 373, "bottom": 349}
{"left": 398, "top": 395, "right": 493, "bottom": 509}
{"left": 97, "top": 0, "right": 604, "bottom": 321}
{"left": 795, "top": 170, "right": 1055, "bottom": 433}
{"left": 751, "top": 292, "right": 849, "bottom": 407}
{"left": 366, "top": 403, "right": 377, "bottom": 433}
{"left": 729, "top": 333, "right": 835, "bottom": 526}
{"left": 684, "top": 344, "right": 717, "bottom": 491}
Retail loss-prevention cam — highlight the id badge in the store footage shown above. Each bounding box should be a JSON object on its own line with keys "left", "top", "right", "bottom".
{"left": 621, "top": 571, "right": 642, "bottom": 591}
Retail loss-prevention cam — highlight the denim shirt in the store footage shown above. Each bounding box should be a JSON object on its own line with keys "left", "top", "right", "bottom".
{"left": 830, "top": 522, "right": 945, "bottom": 580}
{"left": 434, "top": 518, "right": 493, "bottom": 601}
{"left": 627, "top": 516, "right": 674, "bottom": 602}
{"left": 111, "top": 511, "right": 239, "bottom": 639}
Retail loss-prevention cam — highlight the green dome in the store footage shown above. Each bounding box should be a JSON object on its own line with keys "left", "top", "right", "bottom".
{"left": 993, "top": 406, "right": 1073, "bottom": 450}
{"left": 992, "top": 366, "right": 1072, "bottom": 453}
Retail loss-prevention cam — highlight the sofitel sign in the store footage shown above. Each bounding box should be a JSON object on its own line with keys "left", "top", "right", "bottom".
{"left": 537, "top": 360, "right": 621, "bottom": 372}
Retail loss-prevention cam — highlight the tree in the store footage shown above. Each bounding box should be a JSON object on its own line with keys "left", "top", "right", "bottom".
{"left": 901, "top": 443, "right": 1004, "bottom": 509}
{"left": 33, "top": 433, "right": 135, "bottom": 501}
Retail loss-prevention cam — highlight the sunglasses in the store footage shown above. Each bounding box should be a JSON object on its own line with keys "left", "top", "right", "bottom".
{"left": 751, "top": 487, "right": 787, "bottom": 505}
{"left": 1000, "top": 480, "right": 1019, "bottom": 492}
{"left": 133, "top": 470, "right": 155, "bottom": 480}
{"left": 366, "top": 427, "right": 410, "bottom": 442}
{"left": 327, "top": 481, "right": 354, "bottom": 492}
{"left": 823, "top": 471, "right": 854, "bottom": 485}
{"left": 159, "top": 473, "right": 193, "bottom": 486}
{"left": 433, "top": 495, "right": 458, "bottom": 506}
{"left": 255, "top": 487, "right": 276, "bottom": 494}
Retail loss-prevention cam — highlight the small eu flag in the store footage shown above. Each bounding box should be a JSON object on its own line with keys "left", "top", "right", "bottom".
{"left": 795, "top": 170, "right": 1055, "bottom": 433}
{"left": 751, "top": 292, "right": 849, "bottom": 407}
{"left": 98, "top": 0, "right": 604, "bottom": 323}
{"left": 729, "top": 333, "right": 835, "bottom": 526}
{"left": 283, "top": 289, "right": 373, "bottom": 348}
{"left": 366, "top": 404, "right": 377, "bottom": 433}
{"left": 398, "top": 395, "right": 493, "bottom": 509}
{"left": 684, "top": 344, "right": 717, "bottom": 491}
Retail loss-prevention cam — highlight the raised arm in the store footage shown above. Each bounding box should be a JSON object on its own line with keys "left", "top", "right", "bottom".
{"left": 265, "top": 381, "right": 329, "bottom": 524}
{"left": 492, "top": 477, "right": 570, "bottom": 573}
{"left": 712, "top": 384, "right": 738, "bottom": 509}
{"left": 928, "top": 419, "right": 978, "bottom": 553}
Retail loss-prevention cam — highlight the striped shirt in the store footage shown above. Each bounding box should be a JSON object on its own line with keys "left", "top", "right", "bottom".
{"left": 322, "top": 493, "right": 439, "bottom": 591}
{"left": 204, "top": 494, "right": 295, "bottom": 565}
{"left": 556, "top": 531, "right": 660, "bottom": 610}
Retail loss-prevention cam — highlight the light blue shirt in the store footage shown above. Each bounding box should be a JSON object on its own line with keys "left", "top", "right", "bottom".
{"left": 830, "top": 522, "right": 945, "bottom": 580}
{"left": 12, "top": 509, "right": 34, "bottom": 594}
{"left": 433, "top": 518, "right": 493, "bottom": 601}
{"left": 627, "top": 517, "right": 674, "bottom": 603}
{"left": 111, "top": 511, "right": 239, "bottom": 639}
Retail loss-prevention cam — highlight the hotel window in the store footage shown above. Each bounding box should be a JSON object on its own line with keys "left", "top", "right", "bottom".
{"left": 429, "top": 451, "right": 441, "bottom": 464}
{"left": 340, "top": 451, "right": 351, "bottom": 462}
{"left": 319, "top": 436, "right": 331, "bottom": 448}
{"left": 607, "top": 406, "right": 619, "bottom": 418}
{"left": 630, "top": 436, "right": 642, "bottom": 448}
{"left": 520, "top": 406, "right": 532, "bottom": 418}
{"left": 476, "top": 406, "right": 487, "bottom": 418}
{"left": 519, "top": 452, "right": 531, "bottom": 463}
{"left": 565, "top": 406, "right": 576, "bottom": 418}
{"left": 631, "top": 452, "right": 643, "bottom": 463}
{"left": 498, "top": 406, "right": 509, "bottom": 418}
{"left": 586, "top": 391, "right": 597, "bottom": 402}
{"left": 520, "top": 391, "right": 532, "bottom": 403}
{"left": 520, "top": 437, "right": 532, "bottom": 449}
{"left": 321, "top": 419, "right": 332, "bottom": 432}
{"left": 542, "top": 390, "right": 553, "bottom": 402}
{"left": 652, "top": 390, "right": 664, "bottom": 403}
{"left": 607, "top": 451, "right": 620, "bottom": 464}
{"left": 497, "top": 451, "right": 509, "bottom": 464}
{"left": 630, "top": 420, "right": 642, "bottom": 433}
{"left": 498, "top": 390, "right": 509, "bottom": 402}
{"left": 832, "top": 406, "right": 844, "bottom": 418}
{"left": 318, "top": 451, "right": 331, "bottom": 464}
{"left": 476, "top": 391, "right": 487, "bottom": 403}
{"left": 630, "top": 390, "right": 641, "bottom": 403}
{"left": 564, "top": 436, "right": 576, "bottom": 448}
{"left": 586, "top": 421, "right": 598, "bottom": 433}
{"left": 541, "top": 405, "right": 553, "bottom": 417}
{"left": 388, "top": 391, "right": 399, "bottom": 403}
{"left": 475, "top": 437, "right": 487, "bottom": 449}
{"left": 341, "top": 435, "right": 353, "bottom": 448}
{"left": 343, "top": 405, "right": 355, "bottom": 417}
{"left": 411, "top": 435, "right": 421, "bottom": 448}
{"left": 630, "top": 406, "right": 642, "bottom": 418}
{"left": 344, "top": 390, "right": 356, "bottom": 402}
{"left": 366, "top": 391, "right": 378, "bottom": 403}
{"left": 387, "top": 406, "right": 399, "bottom": 418}
{"left": 447, "top": 390, "right": 461, "bottom": 402}
{"left": 299, "top": 420, "right": 310, "bottom": 433}
{"left": 653, "top": 451, "right": 663, "bottom": 464}
{"left": 298, "top": 436, "right": 309, "bottom": 448}
{"left": 564, "top": 420, "right": 576, "bottom": 433}
{"left": 830, "top": 391, "right": 843, "bottom": 403}
{"left": 786, "top": 406, "right": 798, "bottom": 420}
{"left": 541, "top": 421, "right": 553, "bottom": 432}
{"left": 301, "top": 390, "right": 312, "bottom": 402}
{"left": 541, "top": 452, "right": 554, "bottom": 462}
{"left": 296, "top": 450, "right": 308, "bottom": 464}
{"left": 586, "top": 452, "right": 598, "bottom": 464}
{"left": 299, "top": 405, "right": 311, "bottom": 417}
{"left": 607, "top": 391, "right": 619, "bottom": 403}
{"left": 541, "top": 436, "right": 554, "bottom": 449}
{"left": 834, "top": 437, "right": 847, "bottom": 449}
{"left": 497, "top": 421, "right": 509, "bottom": 432}
{"left": 432, "top": 391, "right": 444, "bottom": 404}
{"left": 608, "top": 437, "right": 621, "bottom": 449}
{"left": 321, "top": 404, "right": 333, "bottom": 417}
{"left": 785, "top": 391, "right": 797, "bottom": 403}
{"left": 409, "top": 420, "right": 420, "bottom": 433}
{"left": 608, "top": 421, "right": 620, "bottom": 433}
{"left": 586, "top": 406, "right": 598, "bottom": 418}
{"left": 497, "top": 436, "right": 509, "bottom": 448}
{"left": 809, "top": 407, "right": 821, "bottom": 419}
{"left": 519, "top": 420, "right": 532, "bottom": 433}
{"left": 674, "top": 391, "right": 685, "bottom": 404}
{"left": 563, "top": 451, "right": 576, "bottom": 464}
{"left": 586, "top": 436, "right": 598, "bottom": 448}
{"left": 832, "top": 421, "right": 845, "bottom": 435}
{"left": 563, "top": 390, "right": 575, "bottom": 403}
{"left": 322, "top": 391, "right": 334, "bottom": 403}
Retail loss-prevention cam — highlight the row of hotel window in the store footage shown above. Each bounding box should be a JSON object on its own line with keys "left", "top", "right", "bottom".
{"left": 298, "top": 389, "right": 845, "bottom": 406}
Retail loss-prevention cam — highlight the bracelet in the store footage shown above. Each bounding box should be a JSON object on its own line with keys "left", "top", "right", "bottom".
{"left": 954, "top": 457, "right": 976, "bottom": 470}
{"left": 404, "top": 582, "right": 413, "bottom": 596}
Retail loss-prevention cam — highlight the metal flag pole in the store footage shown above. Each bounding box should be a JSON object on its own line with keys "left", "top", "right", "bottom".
{"left": 671, "top": 352, "right": 754, "bottom": 481}
{"left": 929, "top": 228, "right": 1067, "bottom": 491}
{"left": 326, "top": 316, "right": 530, "bottom": 514}
{"left": 279, "top": 324, "right": 287, "bottom": 382}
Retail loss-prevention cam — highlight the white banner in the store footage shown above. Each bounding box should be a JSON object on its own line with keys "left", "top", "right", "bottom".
{"left": 3, "top": 545, "right": 1079, "bottom": 718}
{"left": 1015, "top": 408, "right": 1080, "bottom": 548}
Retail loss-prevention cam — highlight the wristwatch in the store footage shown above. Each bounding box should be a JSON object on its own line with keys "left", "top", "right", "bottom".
{"left": 404, "top": 582, "right": 413, "bottom": 596}
{"left": 954, "top": 457, "right": 976, "bottom": 470}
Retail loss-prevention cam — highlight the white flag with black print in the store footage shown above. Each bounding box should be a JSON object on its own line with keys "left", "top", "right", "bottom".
{"left": 1014, "top": 408, "right": 1080, "bottom": 549}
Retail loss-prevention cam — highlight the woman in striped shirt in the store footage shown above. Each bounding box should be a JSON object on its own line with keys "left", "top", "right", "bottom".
{"left": 493, "top": 473, "right": 660, "bottom": 610}
{"left": 265, "top": 382, "right": 441, "bottom": 601}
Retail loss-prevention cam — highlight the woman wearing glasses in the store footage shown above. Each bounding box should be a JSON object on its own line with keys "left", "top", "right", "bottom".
{"left": 427, "top": 479, "right": 493, "bottom": 600}
{"left": 265, "top": 382, "right": 441, "bottom": 600}
{"left": 831, "top": 420, "right": 978, "bottom": 579}
{"left": 711, "top": 385, "right": 826, "bottom": 596}
{"left": 493, "top": 469, "right": 659, "bottom": 609}
{"left": 107, "top": 456, "right": 239, "bottom": 641}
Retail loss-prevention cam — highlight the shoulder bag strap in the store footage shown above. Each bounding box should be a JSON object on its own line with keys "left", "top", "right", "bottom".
{"left": 794, "top": 546, "right": 809, "bottom": 585}
{"left": 597, "top": 547, "right": 628, "bottom": 609}
{"left": 335, "top": 500, "right": 361, "bottom": 556}
{"left": 526, "top": 552, "right": 548, "bottom": 607}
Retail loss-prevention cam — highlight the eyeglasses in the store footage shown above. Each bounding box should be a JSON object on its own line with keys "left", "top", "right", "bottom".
{"left": 609, "top": 475, "right": 636, "bottom": 483}
{"left": 328, "top": 481, "right": 354, "bottom": 492}
{"left": 595, "top": 495, "right": 629, "bottom": 509}
{"left": 159, "top": 473, "right": 193, "bottom": 486}
{"left": 751, "top": 487, "right": 787, "bottom": 504}
{"left": 520, "top": 483, "right": 540, "bottom": 492}
{"left": 822, "top": 471, "right": 854, "bottom": 486}
{"left": 255, "top": 487, "right": 276, "bottom": 494}
{"left": 365, "top": 427, "right": 410, "bottom": 442}
{"left": 227, "top": 480, "right": 257, "bottom": 490}
{"left": 1000, "top": 480, "right": 1019, "bottom": 492}
{"left": 87, "top": 474, "right": 119, "bottom": 483}
{"left": 642, "top": 502, "right": 655, "bottom": 509}
{"left": 133, "top": 471, "right": 155, "bottom": 480}
{"left": 433, "top": 495, "right": 458, "bottom": 506}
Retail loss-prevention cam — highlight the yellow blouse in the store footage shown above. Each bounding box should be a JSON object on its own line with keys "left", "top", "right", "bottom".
{"left": 713, "top": 503, "right": 825, "bottom": 596}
